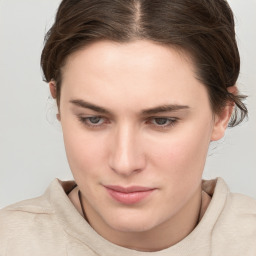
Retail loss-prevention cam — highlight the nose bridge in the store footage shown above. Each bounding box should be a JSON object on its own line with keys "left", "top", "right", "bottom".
{"left": 109, "top": 122, "right": 145, "bottom": 175}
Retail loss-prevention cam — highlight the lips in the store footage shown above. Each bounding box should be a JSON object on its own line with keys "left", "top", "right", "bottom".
{"left": 104, "top": 185, "right": 155, "bottom": 205}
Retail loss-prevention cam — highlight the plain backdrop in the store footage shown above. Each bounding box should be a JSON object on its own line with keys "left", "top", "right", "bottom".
{"left": 0, "top": 0, "right": 255, "bottom": 208}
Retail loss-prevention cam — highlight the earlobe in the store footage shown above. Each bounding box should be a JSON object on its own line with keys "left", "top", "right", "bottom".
{"left": 49, "top": 80, "right": 57, "bottom": 99}
{"left": 211, "top": 103, "right": 234, "bottom": 141}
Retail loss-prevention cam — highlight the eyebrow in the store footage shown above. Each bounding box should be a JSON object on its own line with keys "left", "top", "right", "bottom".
{"left": 70, "top": 99, "right": 111, "bottom": 115}
{"left": 70, "top": 99, "right": 190, "bottom": 115}
{"left": 141, "top": 104, "right": 190, "bottom": 115}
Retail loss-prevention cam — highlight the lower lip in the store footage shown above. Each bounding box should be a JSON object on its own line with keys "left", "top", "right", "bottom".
{"left": 105, "top": 188, "right": 155, "bottom": 205}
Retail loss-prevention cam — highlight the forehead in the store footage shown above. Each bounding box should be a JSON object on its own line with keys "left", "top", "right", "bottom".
{"left": 63, "top": 40, "right": 193, "bottom": 77}
{"left": 60, "top": 40, "right": 209, "bottom": 112}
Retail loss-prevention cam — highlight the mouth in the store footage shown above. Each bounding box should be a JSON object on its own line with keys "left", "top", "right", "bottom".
{"left": 104, "top": 185, "right": 156, "bottom": 205}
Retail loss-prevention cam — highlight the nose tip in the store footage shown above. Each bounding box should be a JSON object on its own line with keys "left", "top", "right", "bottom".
{"left": 110, "top": 150, "right": 144, "bottom": 176}
{"left": 109, "top": 130, "right": 146, "bottom": 176}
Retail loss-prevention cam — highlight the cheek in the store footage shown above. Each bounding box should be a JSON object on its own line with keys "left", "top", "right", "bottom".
{"left": 148, "top": 125, "right": 212, "bottom": 178}
{"left": 61, "top": 121, "right": 108, "bottom": 180}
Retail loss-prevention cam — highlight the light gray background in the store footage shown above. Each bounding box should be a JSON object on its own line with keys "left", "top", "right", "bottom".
{"left": 0, "top": 0, "right": 255, "bottom": 208}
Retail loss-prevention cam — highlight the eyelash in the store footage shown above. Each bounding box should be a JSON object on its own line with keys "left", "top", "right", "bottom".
{"left": 146, "top": 117, "right": 178, "bottom": 129}
{"left": 78, "top": 116, "right": 108, "bottom": 129}
{"left": 77, "top": 116, "right": 179, "bottom": 130}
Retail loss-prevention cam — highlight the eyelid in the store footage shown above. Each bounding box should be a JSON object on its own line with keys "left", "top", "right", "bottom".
{"left": 77, "top": 115, "right": 109, "bottom": 128}
{"left": 76, "top": 114, "right": 179, "bottom": 130}
{"left": 145, "top": 116, "right": 179, "bottom": 129}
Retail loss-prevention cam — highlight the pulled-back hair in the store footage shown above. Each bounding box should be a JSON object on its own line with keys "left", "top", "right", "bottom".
{"left": 41, "top": 0, "right": 248, "bottom": 127}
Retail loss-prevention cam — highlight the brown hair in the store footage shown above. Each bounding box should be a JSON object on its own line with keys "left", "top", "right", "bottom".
{"left": 41, "top": 0, "right": 247, "bottom": 127}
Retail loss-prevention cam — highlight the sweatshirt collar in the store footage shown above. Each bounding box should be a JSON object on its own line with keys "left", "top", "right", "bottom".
{"left": 45, "top": 177, "right": 229, "bottom": 256}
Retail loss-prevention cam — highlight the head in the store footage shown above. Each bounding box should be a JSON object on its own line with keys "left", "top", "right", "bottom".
{"left": 41, "top": 0, "right": 248, "bottom": 245}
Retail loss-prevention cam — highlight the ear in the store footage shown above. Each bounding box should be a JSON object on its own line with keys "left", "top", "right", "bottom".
{"left": 49, "top": 80, "right": 57, "bottom": 99}
{"left": 211, "top": 86, "right": 236, "bottom": 141}
{"left": 227, "top": 85, "right": 238, "bottom": 95}
{"left": 49, "top": 80, "right": 61, "bottom": 121}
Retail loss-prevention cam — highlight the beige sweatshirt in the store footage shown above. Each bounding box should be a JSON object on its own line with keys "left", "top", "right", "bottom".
{"left": 0, "top": 178, "right": 256, "bottom": 256}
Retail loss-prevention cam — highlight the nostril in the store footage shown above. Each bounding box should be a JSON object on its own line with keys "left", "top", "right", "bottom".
{"left": 110, "top": 166, "right": 143, "bottom": 177}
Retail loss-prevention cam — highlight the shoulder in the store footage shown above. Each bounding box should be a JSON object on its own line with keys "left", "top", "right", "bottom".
{"left": 1, "top": 192, "right": 53, "bottom": 215}
{"left": 0, "top": 180, "right": 57, "bottom": 228}
{"left": 220, "top": 191, "right": 256, "bottom": 230}
{"left": 0, "top": 194, "right": 54, "bottom": 231}
{"left": 219, "top": 183, "right": 256, "bottom": 224}
{"left": 208, "top": 177, "right": 256, "bottom": 217}
{"left": 213, "top": 178, "right": 256, "bottom": 229}
{"left": 211, "top": 179, "right": 256, "bottom": 253}
{"left": 0, "top": 180, "right": 69, "bottom": 254}
{"left": 226, "top": 191, "right": 256, "bottom": 213}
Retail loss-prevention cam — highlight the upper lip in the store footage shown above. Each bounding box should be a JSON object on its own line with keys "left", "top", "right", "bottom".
{"left": 104, "top": 185, "right": 155, "bottom": 193}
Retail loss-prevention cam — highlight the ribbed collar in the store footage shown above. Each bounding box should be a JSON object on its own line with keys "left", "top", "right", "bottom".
{"left": 45, "top": 178, "right": 229, "bottom": 256}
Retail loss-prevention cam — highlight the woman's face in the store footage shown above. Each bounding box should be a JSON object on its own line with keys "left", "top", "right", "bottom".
{"left": 58, "top": 40, "right": 228, "bottom": 234}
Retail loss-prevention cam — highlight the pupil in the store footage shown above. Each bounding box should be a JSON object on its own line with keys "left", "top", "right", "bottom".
{"left": 155, "top": 118, "right": 167, "bottom": 125}
{"left": 89, "top": 117, "right": 101, "bottom": 124}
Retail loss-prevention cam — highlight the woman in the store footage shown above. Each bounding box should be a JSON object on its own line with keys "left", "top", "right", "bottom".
{"left": 0, "top": 0, "right": 255, "bottom": 255}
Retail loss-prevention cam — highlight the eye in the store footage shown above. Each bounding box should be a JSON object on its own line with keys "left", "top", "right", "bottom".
{"left": 78, "top": 116, "right": 107, "bottom": 128}
{"left": 153, "top": 118, "right": 170, "bottom": 126}
{"left": 87, "top": 116, "right": 103, "bottom": 125}
{"left": 147, "top": 117, "right": 178, "bottom": 129}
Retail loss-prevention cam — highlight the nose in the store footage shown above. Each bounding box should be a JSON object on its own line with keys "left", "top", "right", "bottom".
{"left": 109, "top": 124, "right": 146, "bottom": 176}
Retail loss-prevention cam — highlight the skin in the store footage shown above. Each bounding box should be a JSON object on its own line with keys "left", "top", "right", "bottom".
{"left": 50, "top": 40, "right": 233, "bottom": 251}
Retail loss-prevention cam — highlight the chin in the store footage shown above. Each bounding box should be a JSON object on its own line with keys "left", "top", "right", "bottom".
{"left": 106, "top": 213, "right": 161, "bottom": 233}
{"left": 112, "top": 223, "right": 153, "bottom": 233}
